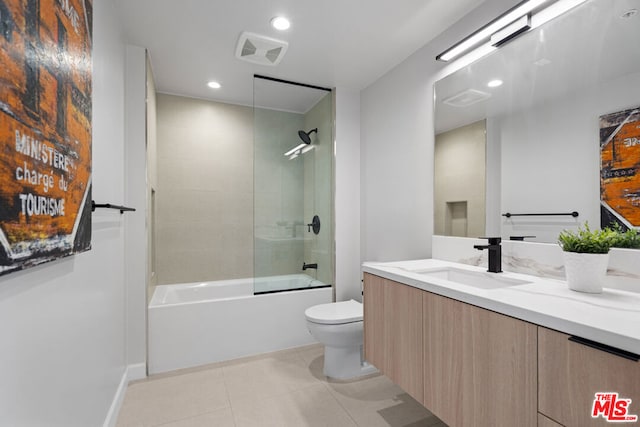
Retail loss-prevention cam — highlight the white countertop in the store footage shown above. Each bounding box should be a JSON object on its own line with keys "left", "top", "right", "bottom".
{"left": 362, "top": 259, "right": 640, "bottom": 355}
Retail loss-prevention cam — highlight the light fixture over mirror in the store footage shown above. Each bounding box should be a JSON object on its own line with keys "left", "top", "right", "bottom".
{"left": 436, "top": 0, "right": 587, "bottom": 62}
{"left": 433, "top": 0, "right": 640, "bottom": 244}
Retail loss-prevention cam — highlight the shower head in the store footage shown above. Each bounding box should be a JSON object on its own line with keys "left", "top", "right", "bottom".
{"left": 297, "top": 128, "right": 318, "bottom": 144}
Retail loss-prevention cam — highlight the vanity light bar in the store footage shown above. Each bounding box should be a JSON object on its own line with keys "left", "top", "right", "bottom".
{"left": 491, "top": 14, "right": 531, "bottom": 47}
{"left": 436, "top": 0, "right": 548, "bottom": 61}
{"left": 437, "top": 0, "right": 588, "bottom": 63}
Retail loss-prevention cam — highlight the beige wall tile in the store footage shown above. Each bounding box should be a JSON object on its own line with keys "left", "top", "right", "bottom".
{"left": 303, "top": 93, "right": 334, "bottom": 285}
{"left": 434, "top": 120, "right": 487, "bottom": 238}
{"left": 154, "top": 90, "right": 333, "bottom": 288}
{"left": 156, "top": 95, "right": 254, "bottom": 285}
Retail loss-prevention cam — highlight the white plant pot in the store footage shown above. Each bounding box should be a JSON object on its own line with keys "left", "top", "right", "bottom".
{"left": 563, "top": 251, "right": 609, "bottom": 294}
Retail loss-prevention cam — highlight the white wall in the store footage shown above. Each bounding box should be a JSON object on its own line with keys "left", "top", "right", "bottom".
{"left": 335, "top": 88, "right": 362, "bottom": 301}
{"left": 360, "top": 50, "right": 434, "bottom": 262}
{"left": 0, "top": 0, "right": 128, "bottom": 425}
{"left": 124, "top": 45, "right": 149, "bottom": 380}
{"left": 146, "top": 54, "right": 159, "bottom": 296}
{"left": 360, "top": 0, "right": 519, "bottom": 263}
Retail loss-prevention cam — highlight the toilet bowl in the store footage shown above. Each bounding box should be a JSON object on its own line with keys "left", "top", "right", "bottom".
{"left": 305, "top": 299, "right": 378, "bottom": 379}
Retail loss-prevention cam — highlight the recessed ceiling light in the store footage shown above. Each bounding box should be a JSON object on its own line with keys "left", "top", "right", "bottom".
{"left": 207, "top": 81, "right": 221, "bottom": 89}
{"left": 621, "top": 8, "right": 638, "bottom": 19}
{"left": 271, "top": 16, "right": 290, "bottom": 31}
{"left": 487, "top": 79, "right": 503, "bottom": 88}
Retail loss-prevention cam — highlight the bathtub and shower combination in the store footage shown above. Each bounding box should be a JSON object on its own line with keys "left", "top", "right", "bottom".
{"left": 148, "top": 274, "right": 331, "bottom": 374}
{"left": 149, "top": 76, "right": 337, "bottom": 374}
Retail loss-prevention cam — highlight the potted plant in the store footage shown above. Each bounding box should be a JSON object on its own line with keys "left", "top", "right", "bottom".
{"left": 557, "top": 223, "right": 613, "bottom": 293}
{"left": 607, "top": 223, "right": 640, "bottom": 249}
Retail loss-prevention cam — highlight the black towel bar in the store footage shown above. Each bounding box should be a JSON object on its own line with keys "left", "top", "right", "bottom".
{"left": 502, "top": 211, "right": 578, "bottom": 218}
{"left": 91, "top": 201, "right": 136, "bottom": 214}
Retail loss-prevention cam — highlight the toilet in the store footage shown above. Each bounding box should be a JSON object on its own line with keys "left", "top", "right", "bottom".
{"left": 304, "top": 299, "right": 378, "bottom": 379}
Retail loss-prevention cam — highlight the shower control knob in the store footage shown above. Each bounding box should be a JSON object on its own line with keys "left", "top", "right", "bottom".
{"left": 307, "top": 215, "right": 321, "bottom": 235}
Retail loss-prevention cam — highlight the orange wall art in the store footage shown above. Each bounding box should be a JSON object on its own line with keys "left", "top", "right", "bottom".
{"left": 600, "top": 106, "right": 640, "bottom": 230}
{"left": 0, "top": 0, "right": 92, "bottom": 276}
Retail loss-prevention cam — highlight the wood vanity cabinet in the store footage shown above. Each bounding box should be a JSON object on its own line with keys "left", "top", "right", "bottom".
{"left": 363, "top": 273, "right": 423, "bottom": 402}
{"left": 538, "top": 327, "right": 640, "bottom": 427}
{"left": 363, "top": 273, "right": 639, "bottom": 427}
{"left": 363, "top": 273, "right": 537, "bottom": 427}
{"left": 363, "top": 273, "right": 386, "bottom": 371}
{"left": 422, "top": 291, "right": 537, "bottom": 427}
{"left": 538, "top": 413, "right": 564, "bottom": 427}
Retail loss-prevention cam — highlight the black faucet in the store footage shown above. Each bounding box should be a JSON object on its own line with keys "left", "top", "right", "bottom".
{"left": 302, "top": 262, "right": 318, "bottom": 271}
{"left": 473, "top": 237, "right": 502, "bottom": 273}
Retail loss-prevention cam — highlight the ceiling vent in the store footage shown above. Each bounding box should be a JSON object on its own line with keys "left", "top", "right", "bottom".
{"left": 442, "top": 89, "right": 491, "bottom": 108}
{"left": 235, "top": 32, "right": 288, "bottom": 66}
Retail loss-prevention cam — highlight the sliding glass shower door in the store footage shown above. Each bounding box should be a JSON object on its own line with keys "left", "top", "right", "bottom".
{"left": 253, "top": 76, "right": 333, "bottom": 294}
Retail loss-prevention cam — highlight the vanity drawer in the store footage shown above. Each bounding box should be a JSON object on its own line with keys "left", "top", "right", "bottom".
{"left": 363, "top": 273, "right": 423, "bottom": 402}
{"left": 363, "top": 273, "right": 386, "bottom": 371}
{"left": 423, "top": 292, "right": 537, "bottom": 427}
{"left": 538, "top": 327, "right": 640, "bottom": 427}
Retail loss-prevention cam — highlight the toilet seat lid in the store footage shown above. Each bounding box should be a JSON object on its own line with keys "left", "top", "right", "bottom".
{"left": 305, "top": 299, "right": 363, "bottom": 324}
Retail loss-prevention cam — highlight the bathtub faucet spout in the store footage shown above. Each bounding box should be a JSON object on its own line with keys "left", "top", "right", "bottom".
{"left": 302, "top": 262, "right": 318, "bottom": 271}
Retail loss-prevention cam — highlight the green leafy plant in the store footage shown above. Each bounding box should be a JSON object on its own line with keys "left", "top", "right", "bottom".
{"left": 557, "top": 222, "right": 613, "bottom": 254}
{"left": 605, "top": 223, "right": 640, "bottom": 249}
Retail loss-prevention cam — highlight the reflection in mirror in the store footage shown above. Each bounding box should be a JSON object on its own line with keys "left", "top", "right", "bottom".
{"left": 434, "top": 0, "right": 640, "bottom": 244}
{"left": 434, "top": 120, "right": 486, "bottom": 237}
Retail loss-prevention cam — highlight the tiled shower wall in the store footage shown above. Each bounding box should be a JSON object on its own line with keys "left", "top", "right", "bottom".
{"left": 155, "top": 93, "right": 333, "bottom": 286}
{"left": 303, "top": 94, "right": 334, "bottom": 286}
{"left": 156, "top": 94, "right": 254, "bottom": 284}
{"left": 254, "top": 107, "right": 305, "bottom": 278}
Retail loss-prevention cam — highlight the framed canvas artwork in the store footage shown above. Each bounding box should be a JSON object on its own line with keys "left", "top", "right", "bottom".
{"left": 0, "top": 0, "right": 93, "bottom": 276}
{"left": 600, "top": 106, "right": 640, "bottom": 230}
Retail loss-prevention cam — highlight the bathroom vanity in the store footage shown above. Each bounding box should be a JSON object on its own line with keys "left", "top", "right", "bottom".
{"left": 362, "top": 260, "right": 640, "bottom": 427}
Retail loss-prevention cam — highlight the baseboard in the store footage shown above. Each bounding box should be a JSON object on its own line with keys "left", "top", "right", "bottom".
{"left": 103, "top": 369, "right": 128, "bottom": 427}
{"left": 103, "top": 363, "right": 147, "bottom": 427}
{"left": 127, "top": 363, "right": 147, "bottom": 382}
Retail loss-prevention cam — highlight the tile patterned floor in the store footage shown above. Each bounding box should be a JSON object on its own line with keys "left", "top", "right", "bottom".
{"left": 116, "top": 344, "right": 447, "bottom": 427}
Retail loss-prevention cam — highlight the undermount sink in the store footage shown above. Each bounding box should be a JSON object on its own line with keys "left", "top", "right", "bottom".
{"left": 411, "top": 267, "right": 532, "bottom": 290}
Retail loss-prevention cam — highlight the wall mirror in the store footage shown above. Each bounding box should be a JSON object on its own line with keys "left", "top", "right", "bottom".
{"left": 433, "top": 0, "right": 640, "bottom": 244}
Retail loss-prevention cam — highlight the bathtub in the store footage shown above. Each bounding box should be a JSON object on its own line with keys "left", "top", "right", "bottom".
{"left": 148, "top": 274, "right": 332, "bottom": 374}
